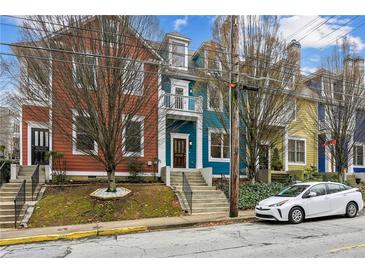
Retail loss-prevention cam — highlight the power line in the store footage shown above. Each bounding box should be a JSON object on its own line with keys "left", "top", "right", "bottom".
{"left": 297, "top": 16, "right": 337, "bottom": 42}
{"left": 3, "top": 15, "right": 230, "bottom": 56}
{"left": 5, "top": 14, "right": 362, "bottom": 81}
{"left": 2, "top": 50, "right": 364, "bottom": 106}
{"left": 286, "top": 16, "right": 322, "bottom": 40}
{"left": 2, "top": 17, "right": 364, "bottom": 95}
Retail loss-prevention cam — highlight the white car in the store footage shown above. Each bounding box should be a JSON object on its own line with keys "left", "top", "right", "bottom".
{"left": 255, "top": 182, "right": 364, "bottom": 224}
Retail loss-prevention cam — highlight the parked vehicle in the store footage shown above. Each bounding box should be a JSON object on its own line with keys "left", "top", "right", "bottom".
{"left": 255, "top": 182, "right": 364, "bottom": 224}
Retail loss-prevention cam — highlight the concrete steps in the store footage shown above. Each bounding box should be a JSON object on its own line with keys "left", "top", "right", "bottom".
{"left": 170, "top": 170, "right": 229, "bottom": 215}
{"left": 0, "top": 165, "right": 45, "bottom": 228}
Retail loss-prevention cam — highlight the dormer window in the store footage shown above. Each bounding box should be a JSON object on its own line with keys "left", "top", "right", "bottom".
{"left": 204, "top": 49, "right": 222, "bottom": 74}
{"left": 170, "top": 40, "right": 188, "bottom": 70}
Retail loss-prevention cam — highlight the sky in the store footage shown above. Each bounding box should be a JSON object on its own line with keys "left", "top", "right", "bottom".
{"left": 1, "top": 15, "right": 365, "bottom": 92}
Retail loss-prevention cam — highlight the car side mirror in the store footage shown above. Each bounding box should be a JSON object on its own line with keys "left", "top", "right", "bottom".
{"left": 308, "top": 191, "right": 317, "bottom": 198}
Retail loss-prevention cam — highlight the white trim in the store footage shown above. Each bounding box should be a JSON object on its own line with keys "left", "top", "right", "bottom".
{"left": 170, "top": 78, "right": 190, "bottom": 111}
{"left": 72, "top": 110, "right": 98, "bottom": 156}
{"left": 208, "top": 128, "right": 230, "bottom": 163}
{"left": 122, "top": 115, "right": 145, "bottom": 157}
{"left": 287, "top": 136, "right": 307, "bottom": 166}
{"left": 122, "top": 60, "right": 144, "bottom": 96}
{"left": 19, "top": 106, "right": 23, "bottom": 165}
{"left": 157, "top": 67, "right": 166, "bottom": 171}
{"left": 204, "top": 49, "right": 222, "bottom": 75}
{"left": 72, "top": 53, "right": 98, "bottom": 89}
{"left": 207, "top": 84, "right": 223, "bottom": 112}
{"left": 170, "top": 79, "right": 189, "bottom": 96}
{"left": 27, "top": 121, "right": 49, "bottom": 166}
{"left": 196, "top": 116, "right": 203, "bottom": 168}
{"left": 353, "top": 142, "right": 365, "bottom": 168}
{"left": 284, "top": 128, "right": 289, "bottom": 171}
{"left": 170, "top": 133, "right": 189, "bottom": 169}
{"left": 169, "top": 38, "right": 188, "bottom": 71}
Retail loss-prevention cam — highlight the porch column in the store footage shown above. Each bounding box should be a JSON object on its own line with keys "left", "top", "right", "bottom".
{"left": 158, "top": 82, "right": 166, "bottom": 174}
{"left": 284, "top": 126, "right": 288, "bottom": 171}
{"left": 325, "top": 133, "right": 330, "bottom": 172}
{"left": 348, "top": 134, "right": 354, "bottom": 173}
{"left": 196, "top": 115, "right": 203, "bottom": 168}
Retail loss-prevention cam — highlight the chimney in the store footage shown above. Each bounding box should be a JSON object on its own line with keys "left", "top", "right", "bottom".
{"left": 354, "top": 56, "right": 364, "bottom": 81}
{"left": 344, "top": 55, "right": 353, "bottom": 76}
{"left": 287, "top": 39, "right": 301, "bottom": 67}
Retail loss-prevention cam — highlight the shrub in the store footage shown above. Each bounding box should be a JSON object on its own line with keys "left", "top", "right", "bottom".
{"left": 271, "top": 147, "right": 283, "bottom": 171}
{"left": 46, "top": 150, "right": 66, "bottom": 184}
{"left": 0, "top": 159, "right": 14, "bottom": 184}
{"left": 127, "top": 157, "right": 144, "bottom": 182}
{"left": 322, "top": 172, "right": 339, "bottom": 182}
{"left": 222, "top": 181, "right": 288, "bottom": 209}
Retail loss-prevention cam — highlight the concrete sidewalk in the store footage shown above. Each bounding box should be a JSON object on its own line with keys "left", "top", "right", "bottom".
{"left": 0, "top": 210, "right": 255, "bottom": 246}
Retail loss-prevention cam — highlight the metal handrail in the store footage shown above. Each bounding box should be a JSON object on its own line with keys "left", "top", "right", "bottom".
{"left": 14, "top": 180, "right": 26, "bottom": 228}
{"left": 182, "top": 172, "right": 193, "bottom": 214}
{"left": 31, "top": 164, "right": 40, "bottom": 201}
{"left": 163, "top": 93, "right": 203, "bottom": 113}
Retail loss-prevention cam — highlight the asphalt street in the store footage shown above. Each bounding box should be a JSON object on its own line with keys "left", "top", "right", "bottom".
{"left": 1, "top": 214, "right": 365, "bottom": 258}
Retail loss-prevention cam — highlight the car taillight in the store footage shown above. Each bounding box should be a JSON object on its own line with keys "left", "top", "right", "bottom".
{"left": 356, "top": 189, "right": 362, "bottom": 193}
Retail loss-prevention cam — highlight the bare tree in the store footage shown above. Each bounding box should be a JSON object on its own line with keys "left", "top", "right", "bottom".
{"left": 309, "top": 40, "right": 365, "bottom": 182}
{"left": 8, "top": 16, "right": 163, "bottom": 191}
{"left": 198, "top": 16, "right": 300, "bottom": 183}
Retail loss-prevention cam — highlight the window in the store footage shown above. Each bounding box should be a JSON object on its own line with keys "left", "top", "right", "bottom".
{"left": 205, "top": 49, "right": 222, "bottom": 74}
{"left": 276, "top": 185, "right": 309, "bottom": 197}
{"left": 209, "top": 129, "right": 229, "bottom": 161}
{"left": 327, "top": 183, "right": 345, "bottom": 194}
{"left": 73, "top": 115, "right": 97, "bottom": 154}
{"left": 333, "top": 79, "right": 343, "bottom": 101}
{"left": 305, "top": 184, "right": 326, "bottom": 197}
{"left": 354, "top": 145, "right": 364, "bottom": 166}
{"left": 171, "top": 41, "right": 186, "bottom": 68}
{"left": 101, "top": 20, "right": 120, "bottom": 49}
{"left": 174, "top": 87, "right": 184, "bottom": 109}
{"left": 73, "top": 54, "right": 97, "bottom": 89}
{"left": 288, "top": 138, "right": 305, "bottom": 164}
{"left": 208, "top": 84, "right": 223, "bottom": 111}
{"left": 123, "top": 61, "right": 144, "bottom": 95}
{"left": 124, "top": 117, "right": 144, "bottom": 156}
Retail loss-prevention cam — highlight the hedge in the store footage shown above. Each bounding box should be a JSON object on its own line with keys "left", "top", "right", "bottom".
{"left": 0, "top": 160, "right": 16, "bottom": 185}
{"left": 222, "top": 182, "right": 289, "bottom": 209}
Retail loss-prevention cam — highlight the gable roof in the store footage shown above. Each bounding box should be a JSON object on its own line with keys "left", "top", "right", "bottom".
{"left": 11, "top": 16, "right": 164, "bottom": 62}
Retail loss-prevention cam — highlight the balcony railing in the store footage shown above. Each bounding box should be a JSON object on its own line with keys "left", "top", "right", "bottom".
{"left": 162, "top": 93, "right": 203, "bottom": 114}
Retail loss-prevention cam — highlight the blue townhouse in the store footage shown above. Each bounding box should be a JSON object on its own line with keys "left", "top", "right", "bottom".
{"left": 157, "top": 32, "right": 245, "bottom": 182}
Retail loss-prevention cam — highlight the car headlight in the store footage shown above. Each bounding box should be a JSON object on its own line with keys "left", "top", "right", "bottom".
{"left": 269, "top": 200, "right": 288, "bottom": 207}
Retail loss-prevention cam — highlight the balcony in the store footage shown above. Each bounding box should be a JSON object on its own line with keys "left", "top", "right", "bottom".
{"left": 162, "top": 92, "right": 203, "bottom": 120}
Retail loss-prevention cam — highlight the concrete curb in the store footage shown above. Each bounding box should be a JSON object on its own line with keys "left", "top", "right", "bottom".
{"left": 0, "top": 226, "right": 148, "bottom": 246}
{"left": 0, "top": 216, "right": 255, "bottom": 247}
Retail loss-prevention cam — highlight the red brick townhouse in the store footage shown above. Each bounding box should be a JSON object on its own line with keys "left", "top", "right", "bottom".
{"left": 12, "top": 16, "right": 163, "bottom": 180}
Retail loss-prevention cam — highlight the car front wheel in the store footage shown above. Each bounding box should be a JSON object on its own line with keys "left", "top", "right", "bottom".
{"left": 289, "top": 207, "right": 304, "bottom": 224}
{"left": 345, "top": 202, "right": 358, "bottom": 218}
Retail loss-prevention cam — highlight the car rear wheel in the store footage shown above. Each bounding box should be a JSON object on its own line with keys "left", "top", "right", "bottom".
{"left": 345, "top": 202, "right": 358, "bottom": 218}
{"left": 289, "top": 207, "right": 304, "bottom": 224}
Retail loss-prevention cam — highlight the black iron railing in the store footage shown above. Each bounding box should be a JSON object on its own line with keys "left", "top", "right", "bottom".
{"left": 182, "top": 172, "right": 193, "bottom": 214}
{"left": 14, "top": 180, "right": 26, "bottom": 228}
{"left": 31, "top": 164, "right": 40, "bottom": 200}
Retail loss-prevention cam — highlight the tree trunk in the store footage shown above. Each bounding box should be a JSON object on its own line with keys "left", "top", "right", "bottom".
{"left": 107, "top": 169, "right": 116, "bottom": 192}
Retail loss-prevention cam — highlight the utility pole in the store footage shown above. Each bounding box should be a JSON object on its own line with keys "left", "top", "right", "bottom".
{"left": 229, "top": 15, "right": 239, "bottom": 218}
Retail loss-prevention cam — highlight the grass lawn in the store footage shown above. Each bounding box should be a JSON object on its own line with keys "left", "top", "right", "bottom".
{"left": 29, "top": 183, "right": 184, "bottom": 228}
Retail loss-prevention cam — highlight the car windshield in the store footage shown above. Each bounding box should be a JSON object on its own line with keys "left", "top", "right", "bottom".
{"left": 276, "top": 185, "right": 309, "bottom": 197}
